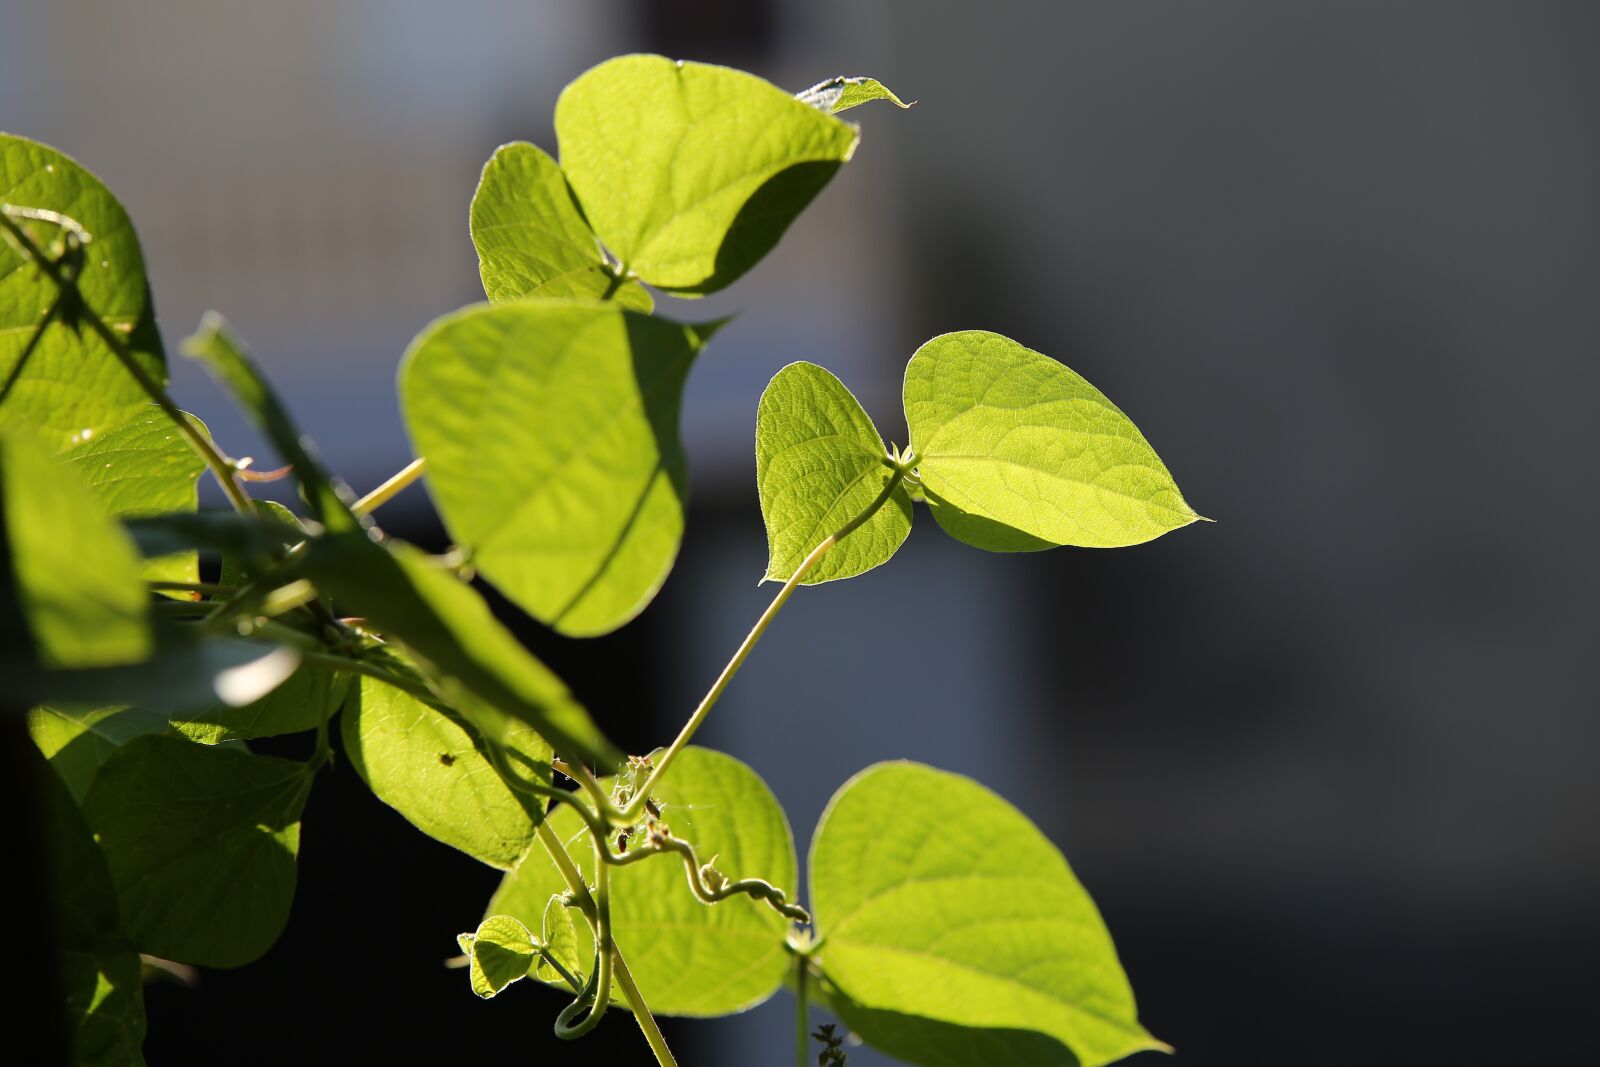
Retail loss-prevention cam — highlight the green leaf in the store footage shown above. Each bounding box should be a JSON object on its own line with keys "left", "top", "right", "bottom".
{"left": 905, "top": 331, "right": 1200, "bottom": 549}
{"left": 64, "top": 404, "right": 207, "bottom": 586}
{"left": 538, "top": 893, "right": 583, "bottom": 988}
{"left": 343, "top": 667, "right": 551, "bottom": 869}
{"left": 489, "top": 746, "right": 797, "bottom": 1017}
{"left": 809, "top": 762, "right": 1163, "bottom": 1067}
{"left": 470, "top": 142, "right": 652, "bottom": 311}
{"left": 299, "top": 532, "right": 619, "bottom": 769}
{"left": 215, "top": 499, "right": 304, "bottom": 591}
{"left": 124, "top": 508, "right": 303, "bottom": 564}
{"left": 463, "top": 915, "right": 539, "bottom": 999}
{"left": 28, "top": 704, "right": 173, "bottom": 805}
{"left": 82, "top": 734, "right": 312, "bottom": 968}
{"left": 756, "top": 361, "right": 913, "bottom": 584}
{"left": 181, "top": 313, "right": 358, "bottom": 530}
{"left": 0, "top": 133, "right": 165, "bottom": 451}
{"left": 399, "top": 301, "right": 711, "bottom": 637}
{"left": 796, "top": 76, "right": 914, "bottom": 114}
{"left": 0, "top": 429, "right": 150, "bottom": 667}
{"left": 555, "top": 54, "right": 860, "bottom": 293}
{"left": 37, "top": 746, "right": 148, "bottom": 1066}
{"left": 171, "top": 663, "right": 348, "bottom": 744}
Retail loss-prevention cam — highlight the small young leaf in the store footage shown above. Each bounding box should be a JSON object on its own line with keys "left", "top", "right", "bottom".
{"left": 181, "top": 313, "right": 359, "bottom": 530}
{"left": 537, "top": 893, "right": 583, "bottom": 988}
{"left": 83, "top": 734, "right": 313, "bottom": 968}
{"left": 0, "top": 430, "right": 150, "bottom": 668}
{"left": 28, "top": 704, "right": 174, "bottom": 804}
{"left": 904, "top": 331, "right": 1200, "bottom": 549}
{"left": 756, "top": 361, "right": 913, "bottom": 584}
{"left": 64, "top": 405, "right": 207, "bottom": 586}
{"left": 470, "top": 141, "right": 652, "bottom": 311}
{"left": 399, "top": 301, "right": 711, "bottom": 637}
{"left": 299, "top": 532, "right": 620, "bottom": 769}
{"left": 171, "top": 663, "right": 349, "bottom": 744}
{"left": 0, "top": 133, "right": 166, "bottom": 451}
{"left": 555, "top": 55, "right": 860, "bottom": 293}
{"left": 464, "top": 915, "right": 539, "bottom": 999}
{"left": 489, "top": 746, "right": 797, "bottom": 1017}
{"left": 343, "top": 667, "right": 551, "bottom": 869}
{"left": 796, "top": 76, "right": 914, "bottom": 114}
{"left": 37, "top": 747, "right": 148, "bottom": 1066}
{"left": 809, "top": 762, "right": 1163, "bottom": 1067}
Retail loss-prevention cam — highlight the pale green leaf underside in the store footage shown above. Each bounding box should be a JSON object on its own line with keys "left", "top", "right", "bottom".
{"left": 796, "top": 76, "right": 914, "bottom": 114}
{"left": 28, "top": 704, "right": 173, "bottom": 804}
{"left": 299, "top": 533, "right": 619, "bottom": 770}
{"left": 0, "top": 132, "right": 166, "bottom": 451}
{"left": 470, "top": 141, "right": 652, "bottom": 311}
{"left": 905, "top": 331, "right": 1198, "bottom": 550}
{"left": 1, "top": 430, "right": 150, "bottom": 668}
{"left": 538, "top": 893, "right": 583, "bottom": 987}
{"left": 756, "top": 361, "right": 912, "bottom": 584}
{"left": 489, "top": 746, "right": 797, "bottom": 1017}
{"left": 344, "top": 670, "right": 550, "bottom": 870}
{"left": 83, "top": 734, "right": 311, "bottom": 968}
{"left": 555, "top": 54, "right": 859, "bottom": 293}
{"left": 810, "top": 762, "right": 1161, "bottom": 1067}
{"left": 64, "top": 404, "right": 206, "bottom": 585}
{"left": 400, "top": 301, "right": 706, "bottom": 637}
{"left": 467, "top": 915, "right": 539, "bottom": 998}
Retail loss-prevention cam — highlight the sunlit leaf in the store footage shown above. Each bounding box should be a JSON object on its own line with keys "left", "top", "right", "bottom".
{"left": 470, "top": 141, "right": 651, "bottom": 311}
{"left": 83, "top": 735, "right": 312, "bottom": 968}
{"left": 464, "top": 915, "right": 539, "bottom": 999}
{"left": 299, "top": 532, "right": 619, "bottom": 769}
{"left": 556, "top": 55, "right": 859, "bottom": 293}
{"left": 0, "top": 133, "right": 165, "bottom": 451}
{"left": 538, "top": 893, "right": 583, "bottom": 989}
{"left": 28, "top": 704, "right": 173, "bottom": 805}
{"left": 172, "top": 663, "right": 348, "bottom": 744}
{"left": 343, "top": 665, "right": 550, "bottom": 869}
{"left": 399, "top": 301, "right": 712, "bottom": 636}
{"left": 809, "top": 762, "right": 1163, "bottom": 1067}
{"left": 904, "top": 331, "right": 1200, "bottom": 549}
{"left": 796, "top": 76, "right": 913, "bottom": 114}
{"left": 489, "top": 747, "right": 796, "bottom": 1017}
{"left": 756, "top": 361, "right": 912, "bottom": 584}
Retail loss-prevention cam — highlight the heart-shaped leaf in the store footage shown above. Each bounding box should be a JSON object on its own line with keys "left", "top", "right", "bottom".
{"left": 555, "top": 55, "right": 860, "bottom": 294}
{"left": 400, "top": 301, "right": 712, "bottom": 637}
{"left": 905, "top": 331, "right": 1200, "bottom": 549}
{"left": 756, "top": 361, "right": 912, "bottom": 584}
{"left": 462, "top": 915, "right": 539, "bottom": 999}
{"left": 809, "top": 762, "right": 1164, "bottom": 1067}
{"left": 470, "top": 141, "right": 652, "bottom": 311}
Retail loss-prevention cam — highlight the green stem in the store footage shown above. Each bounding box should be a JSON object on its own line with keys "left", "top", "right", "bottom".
{"left": 618, "top": 463, "right": 909, "bottom": 822}
{"left": 796, "top": 954, "right": 810, "bottom": 1067}
{"left": 148, "top": 580, "right": 236, "bottom": 597}
{"left": 353, "top": 457, "right": 426, "bottom": 516}
{"left": 0, "top": 206, "right": 256, "bottom": 516}
{"left": 534, "top": 821, "right": 676, "bottom": 1066}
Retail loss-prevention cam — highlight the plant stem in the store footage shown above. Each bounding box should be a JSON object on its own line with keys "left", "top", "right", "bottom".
{"left": 353, "top": 457, "right": 426, "bottom": 516}
{"left": 795, "top": 952, "right": 810, "bottom": 1067}
{"left": 534, "top": 820, "right": 677, "bottom": 1067}
{"left": 619, "top": 463, "right": 909, "bottom": 822}
{"left": 148, "top": 580, "right": 236, "bottom": 597}
{"left": 0, "top": 207, "right": 256, "bottom": 516}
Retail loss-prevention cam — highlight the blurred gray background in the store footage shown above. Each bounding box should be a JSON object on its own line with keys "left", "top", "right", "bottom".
{"left": 6, "top": 1, "right": 1597, "bottom": 1064}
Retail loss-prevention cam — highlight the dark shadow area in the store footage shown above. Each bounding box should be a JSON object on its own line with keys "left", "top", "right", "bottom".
{"left": 924, "top": 485, "right": 1055, "bottom": 552}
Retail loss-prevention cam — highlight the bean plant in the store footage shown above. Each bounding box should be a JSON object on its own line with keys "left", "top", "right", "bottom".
{"left": 3, "top": 55, "right": 1203, "bottom": 1066}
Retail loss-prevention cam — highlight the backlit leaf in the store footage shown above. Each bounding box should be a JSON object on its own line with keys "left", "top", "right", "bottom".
{"left": 555, "top": 55, "right": 859, "bottom": 293}
{"left": 756, "top": 361, "right": 912, "bottom": 584}
{"left": 904, "top": 331, "right": 1200, "bottom": 549}
{"left": 83, "top": 734, "right": 312, "bottom": 968}
{"left": 464, "top": 915, "right": 538, "bottom": 999}
{"left": 470, "top": 141, "right": 652, "bottom": 311}
{"left": 796, "top": 76, "right": 913, "bottom": 114}
{"left": 538, "top": 893, "right": 583, "bottom": 988}
{"left": 399, "top": 301, "right": 711, "bottom": 637}
{"left": 489, "top": 746, "right": 797, "bottom": 1017}
{"left": 28, "top": 704, "right": 173, "bottom": 805}
{"left": 299, "top": 532, "right": 619, "bottom": 769}
{"left": 0, "top": 133, "right": 165, "bottom": 451}
{"left": 343, "top": 665, "right": 550, "bottom": 869}
{"left": 172, "top": 663, "right": 348, "bottom": 744}
{"left": 809, "top": 762, "right": 1163, "bottom": 1067}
